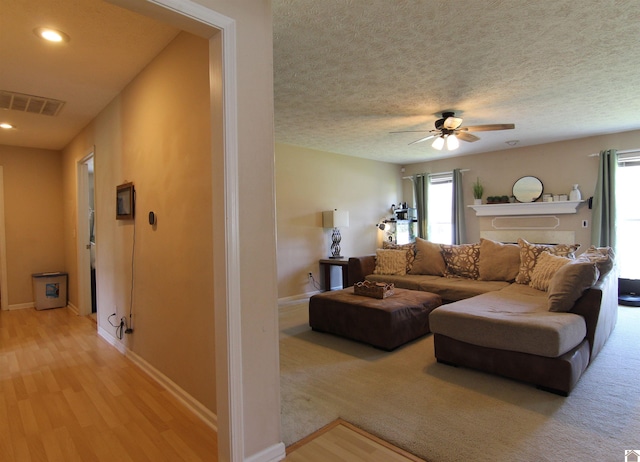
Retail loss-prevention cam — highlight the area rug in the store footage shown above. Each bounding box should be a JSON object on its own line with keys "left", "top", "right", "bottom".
{"left": 279, "top": 302, "right": 640, "bottom": 462}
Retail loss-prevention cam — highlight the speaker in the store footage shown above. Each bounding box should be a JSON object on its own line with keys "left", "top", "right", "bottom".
{"left": 619, "top": 278, "right": 640, "bottom": 307}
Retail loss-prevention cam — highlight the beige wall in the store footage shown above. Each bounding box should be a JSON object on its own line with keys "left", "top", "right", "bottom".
{"left": 402, "top": 129, "right": 640, "bottom": 249}
{"left": 276, "top": 143, "right": 402, "bottom": 299}
{"left": 0, "top": 145, "right": 65, "bottom": 307}
{"left": 61, "top": 32, "right": 216, "bottom": 411}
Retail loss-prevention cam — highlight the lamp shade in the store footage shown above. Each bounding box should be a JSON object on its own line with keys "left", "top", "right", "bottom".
{"left": 322, "top": 209, "right": 349, "bottom": 228}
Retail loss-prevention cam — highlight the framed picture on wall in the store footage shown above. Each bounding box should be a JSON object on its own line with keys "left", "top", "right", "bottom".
{"left": 116, "top": 182, "right": 135, "bottom": 220}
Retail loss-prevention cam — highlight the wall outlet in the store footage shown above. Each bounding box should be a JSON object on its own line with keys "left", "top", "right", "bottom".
{"left": 308, "top": 272, "right": 313, "bottom": 279}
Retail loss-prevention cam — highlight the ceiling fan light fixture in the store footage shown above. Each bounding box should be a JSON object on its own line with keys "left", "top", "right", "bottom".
{"left": 432, "top": 136, "right": 445, "bottom": 150}
{"left": 446, "top": 134, "right": 460, "bottom": 150}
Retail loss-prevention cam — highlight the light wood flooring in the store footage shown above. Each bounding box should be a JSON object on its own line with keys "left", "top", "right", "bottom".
{"left": 0, "top": 307, "right": 217, "bottom": 462}
{"left": 285, "top": 419, "right": 426, "bottom": 462}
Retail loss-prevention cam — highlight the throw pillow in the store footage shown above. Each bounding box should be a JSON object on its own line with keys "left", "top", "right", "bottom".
{"left": 382, "top": 241, "right": 415, "bottom": 273}
{"left": 529, "top": 252, "right": 571, "bottom": 291}
{"left": 515, "top": 238, "right": 580, "bottom": 285}
{"left": 409, "top": 238, "right": 446, "bottom": 276}
{"left": 477, "top": 238, "right": 520, "bottom": 282}
{"left": 548, "top": 261, "right": 600, "bottom": 312}
{"left": 575, "top": 246, "right": 615, "bottom": 280}
{"left": 373, "top": 249, "right": 408, "bottom": 276}
{"left": 441, "top": 243, "right": 480, "bottom": 279}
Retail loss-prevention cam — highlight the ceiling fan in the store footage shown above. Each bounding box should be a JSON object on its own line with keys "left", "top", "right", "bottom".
{"left": 391, "top": 111, "right": 515, "bottom": 151}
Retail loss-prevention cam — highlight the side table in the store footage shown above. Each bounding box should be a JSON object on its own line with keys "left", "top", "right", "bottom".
{"left": 319, "top": 258, "right": 349, "bottom": 291}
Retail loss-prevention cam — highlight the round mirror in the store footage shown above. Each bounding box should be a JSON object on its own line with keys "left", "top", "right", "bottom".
{"left": 512, "top": 176, "right": 543, "bottom": 202}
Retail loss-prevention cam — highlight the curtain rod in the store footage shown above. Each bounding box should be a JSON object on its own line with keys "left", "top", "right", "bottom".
{"left": 588, "top": 149, "right": 640, "bottom": 157}
{"left": 402, "top": 168, "right": 469, "bottom": 180}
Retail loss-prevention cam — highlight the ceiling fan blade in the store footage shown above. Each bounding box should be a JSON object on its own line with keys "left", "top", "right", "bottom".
{"left": 456, "top": 132, "right": 480, "bottom": 142}
{"left": 460, "top": 123, "right": 515, "bottom": 132}
{"left": 408, "top": 134, "right": 437, "bottom": 145}
{"left": 389, "top": 130, "right": 434, "bottom": 134}
{"left": 443, "top": 117, "right": 463, "bottom": 130}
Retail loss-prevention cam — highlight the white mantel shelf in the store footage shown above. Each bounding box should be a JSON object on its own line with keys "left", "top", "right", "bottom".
{"left": 468, "top": 200, "right": 585, "bottom": 216}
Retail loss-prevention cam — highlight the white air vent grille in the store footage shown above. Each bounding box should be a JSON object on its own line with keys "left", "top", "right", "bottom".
{"left": 0, "top": 90, "right": 65, "bottom": 116}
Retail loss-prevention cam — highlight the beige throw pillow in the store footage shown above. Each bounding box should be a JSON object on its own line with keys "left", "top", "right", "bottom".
{"left": 373, "top": 249, "right": 407, "bottom": 275}
{"left": 548, "top": 261, "right": 600, "bottom": 312}
{"left": 477, "top": 238, "right": 521, "bottom": 282}
{"left": 529, "top": 252, "right": 570, "bottom": 291}
{"left": 382, "top": 241, "right": 415, "bottom": 273}
{"left": 515, "top": 238, "right": 580, "bottom": 285}
{"left": 409, "top": 238, "right": 446, "bottom": 276}
{"left": 441, "top": 243, "right": 480, "bottom": 279}
{"left": 575, "top": 246, "right": 615, "bottom": 280}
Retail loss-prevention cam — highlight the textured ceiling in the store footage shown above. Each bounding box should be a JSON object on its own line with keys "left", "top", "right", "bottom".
{"left": 273, "top": 0, "right": 640, "bottom": 164}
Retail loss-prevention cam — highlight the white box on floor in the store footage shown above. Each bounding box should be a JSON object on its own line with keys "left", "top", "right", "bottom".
{"left": 32, "top": 272, "right": 68, "bottom": 310}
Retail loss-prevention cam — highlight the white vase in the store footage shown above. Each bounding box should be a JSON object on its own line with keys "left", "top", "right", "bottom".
{"left": 474, "top": 198, "right": 482, "bottom": 205}
{"left": 569, "top": 184, "right": 581, "bottom": 201}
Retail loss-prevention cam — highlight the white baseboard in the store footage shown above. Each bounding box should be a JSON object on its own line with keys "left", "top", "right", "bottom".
{"left": 245, "top": 442, "right": 286, "bottom": 462}
{"left": 67, "top": 302, "right": 79, "bottom": 315}
{"left": 8, "top": 302, "right": 34, "bottom": 310}
{"left": 96, "top": 327, "right": 218, "bottom": 431}
{"left": 278, "top": 291, "right": 317, "bottom": 306}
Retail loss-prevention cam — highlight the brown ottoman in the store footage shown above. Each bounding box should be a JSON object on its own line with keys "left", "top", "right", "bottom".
{"left": 309, "top": 287, "right": 442, "bottom": 351}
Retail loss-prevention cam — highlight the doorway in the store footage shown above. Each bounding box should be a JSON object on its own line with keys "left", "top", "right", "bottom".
{"left": 77, "top": 153, "right": 97, "bottom": 317}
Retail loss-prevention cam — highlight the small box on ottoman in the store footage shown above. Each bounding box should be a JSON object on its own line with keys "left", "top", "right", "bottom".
{"left": 309, "top": 287, "right": 442, "bottom": 350}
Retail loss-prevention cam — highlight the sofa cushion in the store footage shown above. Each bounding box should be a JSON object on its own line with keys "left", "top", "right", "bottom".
{"left": 382, "top": 241, "right": 416, "bottom": 273}
{"left": 477, "top": 238, "right": 520, "bottom": 282}
{"left": 529, "top": 252, "right": 570, "bottom": 291}
{"left": 548, "top": 260, "right": 600, "bottom": 312}
{"left": 576, "top": 246, "right": 615, "bottom": 280}
{"left": 429, "top": 289, "right": 587, "bottom": 357}
{"left": 441, "top": 243, "right": 480, "bottom": 279}
{"left": 515, "top": 238, "right": 580, "bottom": 285}
{"left": 366, "top": 273, "right": 509, "bottom": 301}
{"left": 373, "top": 249, "right": 407, "bottom": 275}
{"left": 409, "top": 238, "right": 446, "bottom": 276}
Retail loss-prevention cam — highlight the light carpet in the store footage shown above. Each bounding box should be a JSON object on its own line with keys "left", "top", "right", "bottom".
{"left": 279, "top": 301, "right": 640, "bottom": 462}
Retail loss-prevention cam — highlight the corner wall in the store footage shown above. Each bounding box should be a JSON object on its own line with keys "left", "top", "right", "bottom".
{"left": 61, "top": 32, "right": 216, "bottom": 412}
{"left": 276, "top": 143, "right": 402, "bottom": 300}
{"left": 0, "top": 145, "right": 64, "bottom": 308}
{"left": 402, "top": 129, "right": 640, "bottom": 249}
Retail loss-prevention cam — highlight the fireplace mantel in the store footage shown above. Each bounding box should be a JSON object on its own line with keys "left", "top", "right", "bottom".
{"left": 468, "top": 200, "right": 585, "bottom": 217}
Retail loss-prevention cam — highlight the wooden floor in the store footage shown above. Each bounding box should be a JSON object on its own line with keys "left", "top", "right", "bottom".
{"left": 0, "top": 307, "right": 217, "bottom": 462}
{"left": 285, "top": 419, "right": 425, "bottom": 462}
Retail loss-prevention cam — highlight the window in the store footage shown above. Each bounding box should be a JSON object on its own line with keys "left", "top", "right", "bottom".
{"left": 427, "top": 173, "right": 452, "bottom": 244}
{"left": 617, "top": 153, "right": 640, "bottom": 279}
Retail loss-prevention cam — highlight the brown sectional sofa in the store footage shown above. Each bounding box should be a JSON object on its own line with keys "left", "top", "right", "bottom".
{"left": 348, "top": 238, "right": 618, "bottom": 395}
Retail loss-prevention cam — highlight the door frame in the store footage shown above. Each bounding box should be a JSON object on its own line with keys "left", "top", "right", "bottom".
{"left": 0, "top": 166, "right": 9, "bottom": 310}
{"left": 76, "top": 151, "right": 95, "bottom": 316}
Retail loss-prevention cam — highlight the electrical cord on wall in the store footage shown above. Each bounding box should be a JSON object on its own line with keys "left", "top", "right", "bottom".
{"left": 108, "top": 313, "right": 124, "bottom": 339}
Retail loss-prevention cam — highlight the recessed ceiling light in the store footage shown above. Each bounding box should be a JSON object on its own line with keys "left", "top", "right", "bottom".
{"left": 0, "top": 123, "right": 15, "bottom": 130}
{"left": 34, "top": 27, "right": 70, "bottom": 43}
{"left": 505, "top": 140, "right": 520, "bottom": 146}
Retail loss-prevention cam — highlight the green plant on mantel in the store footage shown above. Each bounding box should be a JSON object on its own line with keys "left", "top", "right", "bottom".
{"left": 472, "top": 177, "right": 484, "bottom": 200}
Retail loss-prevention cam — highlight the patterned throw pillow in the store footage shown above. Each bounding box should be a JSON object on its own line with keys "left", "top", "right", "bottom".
{"left": 529, "top": 252, "right": 571, "bottom": 291}
{"left": 373, "top": 249, "right": 408, "bottom": 275}
{"left": 441, "top": 243, "right": 481, "bottom": 279}
{"left": 382, "top": 241, "right": 416, "bottom": 273}
{"left": 515, "top": 238, "right": 580, "bottom": 285}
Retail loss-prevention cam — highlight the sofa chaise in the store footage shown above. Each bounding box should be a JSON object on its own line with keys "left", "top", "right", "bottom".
{"left": 348, "top": 237, "right": 617, "bottom": 395}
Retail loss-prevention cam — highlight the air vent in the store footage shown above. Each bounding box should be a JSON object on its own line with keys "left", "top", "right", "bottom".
{"left": 0, "top": 90, "right": 65, "bottom": 116}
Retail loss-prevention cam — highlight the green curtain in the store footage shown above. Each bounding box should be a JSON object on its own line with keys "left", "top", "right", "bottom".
{"left": 452, "top": 168, "right": 466, "bottom": 244}
{"left": 414, "top": 174, "right": 428, "bottom": 239}
{"left": 591, "top": 149, "right": 617, "bottom": 250}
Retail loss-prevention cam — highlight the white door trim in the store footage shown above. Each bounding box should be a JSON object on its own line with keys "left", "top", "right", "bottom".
{"left": 0, "top": 167, "right": 9, "bottom": 311}
{"left": 76, "top": 151, "right": 95, "bottom": 317}
{"left": 127, "top": 1, "right": 244, "bottom": 460}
